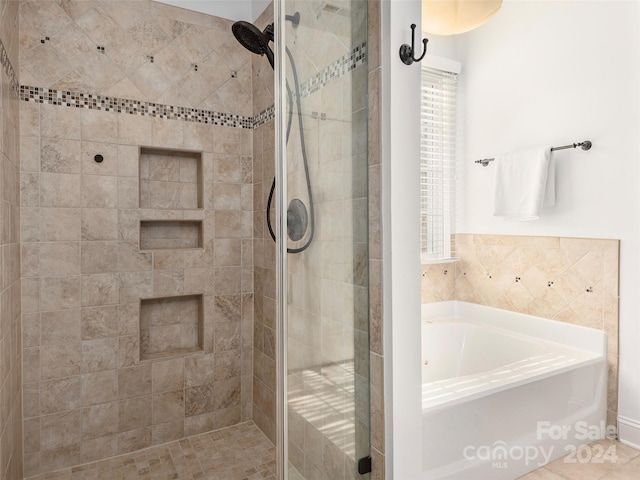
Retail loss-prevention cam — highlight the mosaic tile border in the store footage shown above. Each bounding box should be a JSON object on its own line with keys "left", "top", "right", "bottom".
{"left": 18, "top": 42, "right": 367, "bottom": 130}
{"left": 254, "top": 105, "right": 276, "bottom": 128}
{"left": 20, "top": 85, "right": 256, "bottom": 128}
{"left": 300, "top": 41, "right": 367, "bottom": 98}
{"left": 0, "top": 37, "right": 19, "bottom": 97}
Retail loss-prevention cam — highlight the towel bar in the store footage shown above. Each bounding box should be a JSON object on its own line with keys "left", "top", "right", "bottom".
{"left": 475, "top": 140, "right": 592, "bottom": 167}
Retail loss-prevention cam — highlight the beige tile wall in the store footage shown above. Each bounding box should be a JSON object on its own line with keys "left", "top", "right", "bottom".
{"left": 20, "top": 84, "right": 254, "bottom": 479}
{"left": 251, "top": 4, "right": 276, "bottom": 443}
{"left": 249, "top": 64, "right": 273, "bottom": 451}
{"left": 368, "top": 1, "right": 385, "bottom": 478}
{"left": 421, "top": 233, "right": 620, "bottom": 431}
{"left": 247, "top": 3, "right": 279, "bottom": 448}
{"left": 139, "top": 220, "right": 202, "bottom": 250}
{"left": 0, "top": 0, "right": 23, "bottom": 479}
{"left": 139, "top": 149, "right": 202, "bottom": 210}
{"left": 18, "top": 1, "right": 258, "bottom": 476}
{"left": 19, "top": 0, "right": 252, "bottom": 114}
{"left": 252, "top": 117, "right": 276, "bottom": 444}
{"left": 139, "top": 294, "right": 203, "bottom": 359}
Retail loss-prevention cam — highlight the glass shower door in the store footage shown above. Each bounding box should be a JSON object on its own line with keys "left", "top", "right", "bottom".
{"left": 275, "top": 0, "right": 371, "bottom": 478}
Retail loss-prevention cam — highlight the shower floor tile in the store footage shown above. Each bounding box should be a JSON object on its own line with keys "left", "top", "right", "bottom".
{"left": 26, "top": 422, "right": 276, "bottom": 480}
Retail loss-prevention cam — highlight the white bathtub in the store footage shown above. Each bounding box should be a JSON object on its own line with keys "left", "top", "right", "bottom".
{"left": 422, "top": 301, "right": 607, "bottom": 480}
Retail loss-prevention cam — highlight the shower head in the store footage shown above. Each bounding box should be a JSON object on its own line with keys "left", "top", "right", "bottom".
{"left": 232, "top": 21, "right": 272, "bottom": 56}
{"left": 231, "top": 13, "right": 300, "bottom": 69}
{"left": 232, "top": 20, "right": 275, "bottom": 68}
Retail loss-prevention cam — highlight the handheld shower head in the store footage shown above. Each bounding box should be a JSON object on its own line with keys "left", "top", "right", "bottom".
{"left": 231, "top": 12, "right": 315, "bottom": 253}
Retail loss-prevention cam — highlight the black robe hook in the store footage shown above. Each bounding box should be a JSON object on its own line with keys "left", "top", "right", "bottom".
{"left": 399, "top": 24, "right": 428, "bottom": 65}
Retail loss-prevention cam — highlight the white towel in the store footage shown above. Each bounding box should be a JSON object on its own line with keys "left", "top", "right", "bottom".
{"left": 492, "top": 147, "right": 555, "bottom": 221}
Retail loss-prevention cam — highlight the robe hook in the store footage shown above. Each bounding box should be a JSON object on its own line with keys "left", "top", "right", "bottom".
{"left": 399, "top": 24, "right": 428, "bottom": 65}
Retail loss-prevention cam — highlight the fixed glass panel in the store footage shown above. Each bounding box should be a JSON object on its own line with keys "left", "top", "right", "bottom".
{"left": 277, "top": 1, "right": 371, "bottom": 478}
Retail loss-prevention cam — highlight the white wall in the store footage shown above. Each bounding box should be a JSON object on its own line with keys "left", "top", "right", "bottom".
{"left": 252, "top": 0, "right": 272, "bottom": 20}
{"left": 456, "top": 0, "right": 640, "bottom": 445}
{"left": 382, "top": 1, "right": 423, "bottom": 478}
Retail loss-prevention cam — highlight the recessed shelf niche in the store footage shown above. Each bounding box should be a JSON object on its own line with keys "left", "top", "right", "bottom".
{"left": 139, "top": 220, "right": 203, "bottom": 250}
{"left": 140, "top": 294, "right": 204, "bottom": 360}
{"left": 139, "top": 147, "right": 203, "bottom": 209}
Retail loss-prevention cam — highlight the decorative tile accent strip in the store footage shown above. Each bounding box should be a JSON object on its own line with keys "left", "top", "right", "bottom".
{"left": 20, "top": 85, "right": 256, "bottom": 128}
{"left": 18, "top": 41, "right": 367, "bottom": 130}
{"left": 300, "top": 41, "right": 367, "bottom": 98}
{"left": 254, "top": 105, "right": 276, "bottom": 128}
{"left": 0, "top": 38, "right": 19, "bottom": 97}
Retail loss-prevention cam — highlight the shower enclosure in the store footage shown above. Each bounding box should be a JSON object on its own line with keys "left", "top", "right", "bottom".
{"left": 274, "top": 1, "right": 371, "bottom": 478}
{"left": 12, "top": 0, "right": 370, "bottom": 477}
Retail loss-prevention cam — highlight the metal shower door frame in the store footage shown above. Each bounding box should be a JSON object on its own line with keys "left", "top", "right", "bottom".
{"left": 274, "top": 1, "right": 288, "bottom": 479}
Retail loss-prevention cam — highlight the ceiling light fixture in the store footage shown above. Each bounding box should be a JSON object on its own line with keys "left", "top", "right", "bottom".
{"left": 422, "top": 0, "right": 503, "bottom": 35}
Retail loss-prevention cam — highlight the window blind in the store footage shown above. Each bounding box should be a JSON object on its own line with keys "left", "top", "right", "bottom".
{"left": 420, "top": 66, "right": 457, "bottom": 261}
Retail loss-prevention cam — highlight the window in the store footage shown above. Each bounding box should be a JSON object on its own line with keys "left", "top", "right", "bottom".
{"left": 420, "top": 60, "right": 459, "bottom": 263}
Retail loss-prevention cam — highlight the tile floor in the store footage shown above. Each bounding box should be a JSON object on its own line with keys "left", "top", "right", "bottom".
{"left": 24, "top": 424, "right": 640, "bottom": 480}
{"left": 520, "top": 439, "right": 640, "bottom": 480}
{"left": 25, "top": 422, "right": 276, "bottom": 480}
